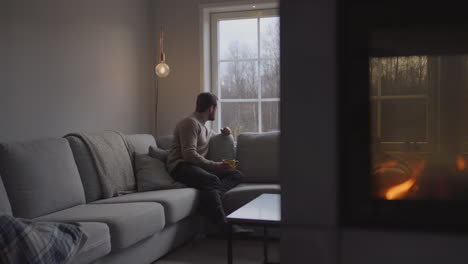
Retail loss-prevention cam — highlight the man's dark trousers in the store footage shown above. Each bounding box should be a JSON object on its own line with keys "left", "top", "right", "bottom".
{"left": 171, "top": 162, "right": 243, "bottom": 225}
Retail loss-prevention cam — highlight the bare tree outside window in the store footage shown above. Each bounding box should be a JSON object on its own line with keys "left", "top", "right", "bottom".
{"left": 220, "top": 42, "right": 257, "bottom": 99}
{"left": 214, "top": 12, "right": 280, "bottom": 135}
{"left": 261, "top": 17, "right": 280, "bottom": 99}
{"left": 370, "top": 56, "right": 429, "bottom": 143}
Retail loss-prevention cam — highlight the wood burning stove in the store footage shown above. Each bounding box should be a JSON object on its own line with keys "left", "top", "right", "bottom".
{"left": 339, "top": 2, "right": 468, "bottom": 231}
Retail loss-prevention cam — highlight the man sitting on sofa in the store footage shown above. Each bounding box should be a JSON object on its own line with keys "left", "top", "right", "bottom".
{"left": 166, "top": 92, "right": 247, "bottom": 234}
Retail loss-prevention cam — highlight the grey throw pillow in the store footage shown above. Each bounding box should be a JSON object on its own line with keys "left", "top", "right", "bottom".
{"left": 148, "top": 145, "right": 169, "bottom": 163}
{"left": 134, "top": 154, "right": 181, "bottom": 192}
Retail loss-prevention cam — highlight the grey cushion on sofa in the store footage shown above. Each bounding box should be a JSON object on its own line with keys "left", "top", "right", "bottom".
{"left": 156, "top": 135, "right": 174, "bottom": 150}
{"left": 223, "top": 183, "right": 281, "bottom": 214}
{"left": 0, "top": 174, "right": 12, "bottom": 215}
{"left": 92, "top": 188, "right": 198, "bottom": 225}
{"left": 35, "top": 203, "right": 165, "bottom": 249}
{"left": 66, "top": 136, "right": 102, "bottom": 203}
{"left": 126, "top": 134, "right": 157, "bottom": 154}
{"left": 236, "top": 132, "right": 280, "bottom": 183}
{"left": 149, "top": 145, "right": 169, "bottom": 163}
{"left": 207, "top": 134, "right": 236, "bottom": 162}
{"left": 134, "top": 154, "right": 179, "bottom": 192}
{"left": 71, "top": 222, "right": 111, "bottom": 264}
{"left": 0, "top": 138, "right": 86, "bottom": 218}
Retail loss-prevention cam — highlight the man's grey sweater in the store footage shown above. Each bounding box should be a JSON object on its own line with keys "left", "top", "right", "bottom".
{"left": 166, "top": 112, "right": 217, "bottom": 173}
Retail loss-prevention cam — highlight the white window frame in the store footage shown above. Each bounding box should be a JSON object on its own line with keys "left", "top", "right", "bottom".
{"left": 209, "top": 8, "right": 279, "bottom": 133}
{"left": 370, "top": 56, "right": 436, "bottom": 153}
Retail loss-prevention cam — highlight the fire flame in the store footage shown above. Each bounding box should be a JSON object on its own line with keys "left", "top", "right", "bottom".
{"left": 385, "top": 178, "right": 416, "bottom": 200}
{"left": 385, "top": 159, "right": 425, "bottom": 200}
{"left": 456, "top": 156, "right": 466, "bottom": 171}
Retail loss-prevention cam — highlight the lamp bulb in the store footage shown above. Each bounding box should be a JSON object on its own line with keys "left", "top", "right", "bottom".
{"left": 155, "top": 62, "right": 170, "bottom": 77}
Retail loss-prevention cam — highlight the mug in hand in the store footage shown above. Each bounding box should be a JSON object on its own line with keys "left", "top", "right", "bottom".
{"left": 222, "top": 159, "right": 239, "bottom": 171}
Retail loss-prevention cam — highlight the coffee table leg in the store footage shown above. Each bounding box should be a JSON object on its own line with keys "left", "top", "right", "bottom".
{"left": 227, "top": 223, "right": 233, "bottom": 264}
{"left": 263, "top": 225, "right": 268, "bottom": 264}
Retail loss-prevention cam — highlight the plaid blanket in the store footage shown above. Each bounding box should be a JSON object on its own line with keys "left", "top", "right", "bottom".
{"left": 0, "top": 214, "right": 85, "bottom": 264}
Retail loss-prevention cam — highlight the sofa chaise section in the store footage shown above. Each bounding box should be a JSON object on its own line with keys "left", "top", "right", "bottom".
{"left": 0, "top": 173, "right": 12, "bottom": 215}
{"left": 71, "top": 222, "right": 111, "bottom": 264}
{"left": 34, "top": 202, "right": 165, "bottom": 249}
{"left": 66, "top": 134, "right": 199, "bottom": 263}
{"left": 0, "top": 138, "right": 113, "bottom": 263}
{"left": 1, "top": 171, "right": 110, "bottom": 264}
{"left": 92, "top": 188, "right": 198, "bottom": 225}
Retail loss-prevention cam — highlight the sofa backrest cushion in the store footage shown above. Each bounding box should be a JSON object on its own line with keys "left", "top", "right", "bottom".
{"left": 126, "top": 134, "right": 157, "bottom": 154}
{"left": 236, "top": 132, "right": 280, "bottom": 183}
{"left": 207, "top": 134, "right": 236, "bottom": 162}
{"left": 66, "top": 136, "right": 102, "bottom": 203}
{"left": 155, "top": 135, "right": 173, "bottom": 150}
{"left": 155, "top": 134, "right": 235, "bottom": 161}
{"left": 0, "top": 138, "right": 86, "bottom": 218}
{"left": 0, "top": 174, "right": 12, "bottom": 215}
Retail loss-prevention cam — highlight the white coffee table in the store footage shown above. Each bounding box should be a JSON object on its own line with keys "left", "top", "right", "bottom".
{"left": 226, "top": 193, "right": 281, "bottom": 264}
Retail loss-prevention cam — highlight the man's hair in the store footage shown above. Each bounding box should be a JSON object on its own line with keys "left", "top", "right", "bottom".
{"left": 196, "top": 92, "right": 218, "bottom": 112}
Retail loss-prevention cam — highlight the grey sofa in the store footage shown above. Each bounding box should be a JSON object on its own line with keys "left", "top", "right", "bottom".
{"left": 0, "top": 131, "right": 280, "bottom": 264}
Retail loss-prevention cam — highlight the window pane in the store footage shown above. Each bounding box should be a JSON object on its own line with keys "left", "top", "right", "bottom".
{"left": 261, "top": 59, "right": 279, "bottom": 98}
{"left": 260, "top": 17, "right": 279, "bottom": 59}
{"left": 221, "top": 102, "right": 258, "bottom": 133}
{"left": 381, "top": 99, "right": 427, "bottom": 142}
{"left": 370, "top": 99, "right": 378, "bottom": 137}
{"left": 219, "top": 61, "right": 258, "bottom": 99}
{"left": 369, "top": 57, "right": 379, "bottom": 96}
{"left": 372, "top": 56, "right": 429, "bottom": 96}
{"left": 262, "top": 102, "right": 279, "bottom": 132}
{"left": 464, "top": 99, "right": 468, "bottom": 144}
{"left": 219, "top": 19, "right": 258, "bottom": 60}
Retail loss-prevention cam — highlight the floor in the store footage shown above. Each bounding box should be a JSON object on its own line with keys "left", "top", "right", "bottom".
{"left": 155, "top": 235, "right": 280, "bottom": 264}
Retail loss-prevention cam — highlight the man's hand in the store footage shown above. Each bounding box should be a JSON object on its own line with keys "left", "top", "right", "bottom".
{"left": 214, "top": 161, "right": 232, "bottom": 172}
{"left": 220, "top": 127, "right": 231, "bottom": 136}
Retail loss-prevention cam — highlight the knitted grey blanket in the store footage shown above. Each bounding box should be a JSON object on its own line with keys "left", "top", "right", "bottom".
{"left": 66, "top": 131, "right": 135, "bottom": 198}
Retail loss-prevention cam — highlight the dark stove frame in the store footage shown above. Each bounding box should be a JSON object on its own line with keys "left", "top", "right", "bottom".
{"left": 338, "top": 1, "right": 468, "bottom": 232}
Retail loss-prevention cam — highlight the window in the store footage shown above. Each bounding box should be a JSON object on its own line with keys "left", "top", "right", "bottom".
{"left": 370, "top": 56, "right": 431, "bottom": 152}
{"left": 211, "top": 9, "right": 279, "bottom": 135}
{"left": 370, "top": 55, "right": 468, "bottom": 153}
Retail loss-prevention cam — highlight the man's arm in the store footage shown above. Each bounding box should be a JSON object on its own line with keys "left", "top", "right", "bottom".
{"left": 178, "top": 119, "right": 225, "bottom": 171}
{"left": 220, "top": 127, "right": 231, "bottom": 136}
{"left": 209, "top": 127, "right": 231, "bottom": 137}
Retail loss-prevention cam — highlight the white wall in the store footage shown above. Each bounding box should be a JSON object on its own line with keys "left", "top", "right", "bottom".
{"left": 153, "top": 0, "right": 276, "bottom": 136}
{"left": 1, "top": 0, "right": 156, "bottom": 142}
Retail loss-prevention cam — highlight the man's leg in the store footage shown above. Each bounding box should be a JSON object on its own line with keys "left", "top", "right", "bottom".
{"left": 215, "top": 169, "right": 243, "bottom": 193}
{"left": 171, "top": 162, "right": 227, "bottom": 225}
{"left": 214, "top": 169, "right": 254, "bottom": 235}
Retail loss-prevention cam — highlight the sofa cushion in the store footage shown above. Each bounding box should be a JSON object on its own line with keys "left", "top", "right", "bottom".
{"left": 223, "top": 183, "right": 281, "bottom": 214}
{"left": 0, "top": 174, "right": 12, "bottom": 215}
{"left": 134, "top": 154, "right": 181, "bottom": 192}
{"left": 71, "top": 222, "right": 111, "bottom": 264}
{"left": 0, "top": 138, "right": 86, "bottom": 218}
{"left": 92, "top": 188, "right": 198, "bottom": 225}
{"left": 207, "top": 134, "right": 236, "bottom": 162}
{"left": 35, "top": 203, "right": 164, "bottom": 249}
{"left": 66, "top": 136, "right": 102, "bottom": 203}
{"left": 149, "top": 145, "right": 169, "bottom": 163}
{"left": 236, "top": 132, "right": 280, "bottom": 183}
{"left": 126, "top": 134, "right": 157, "bottom": 155}
{"left": 156, "top": 135, "right": 174, "bottom": 150}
